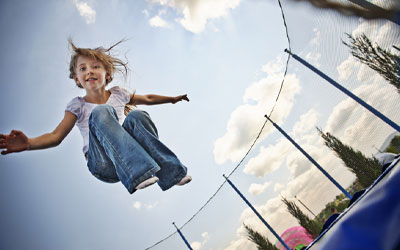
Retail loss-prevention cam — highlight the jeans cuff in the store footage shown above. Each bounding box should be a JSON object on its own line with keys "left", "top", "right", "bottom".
{"left": 159, "top": 170, "right": 187, "bottom": 191}
{"left": 127, "top": 165, "right": 161, "bottom": 194}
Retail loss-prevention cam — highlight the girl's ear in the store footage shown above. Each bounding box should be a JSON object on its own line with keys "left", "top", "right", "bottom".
{"left": 106, "top": 73, "right": 112, "bottom": 83}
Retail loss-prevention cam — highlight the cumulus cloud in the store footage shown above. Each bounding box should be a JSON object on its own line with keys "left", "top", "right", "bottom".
{"left": 74, "top": 0, "right": 96, "bottom": 24}
{"left": 286, "top": 145, "right": 317, "bottom": 178}
{"left": 248, "top": 181, "right": 272, "bottom": 195}
{"left": 337, "top": 56, "right": 357, "bottom": 81}
{"left": 223, "top": 142, "right": 352, "bottom": 249}
{"left": 133, "top": 201, "right": 142, "bottom": 210}
{"left": 222, "top": 17, "right": 400, "bottom": 250}
{"left": 243, "top": 109, "right": 319, "bottom": 177}
{"left": 190, "top": 232, "right": 209, "bottom": 250}
{"left": 304, "top": 28, "right": 321, "bottom": 67}
{"left": 243, "top": 138, "right": 291, "bottom": 177}
{"left": 132, "top": 201, "right": 158, "bottom": 210}
{"left": 292, "top": 109, "right": 319, "bottom": 136}
{"left": 147, "top": 0, "right": 241, "bottom": 33}
{"left": 310, "top": 28, "right": 321, "bottom": 46}
{"left": 326, "top": 82, "right": 400, "bottom": 154}
{"left": 149, "top": 15, "right": 170, "bottom": 27}
{"left": 223, "top": 104, "right": 355, "bottom": 249}
{"left": 214, "top": 57, "right": 301, "bottom": 164}
{"left": 305, "top": 51, "right": 321, "bottom": 67}
{"left": 274, "top": 183, "right": 285, "bottom": 193}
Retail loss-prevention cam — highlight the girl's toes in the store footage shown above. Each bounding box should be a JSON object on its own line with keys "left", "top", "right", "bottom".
{"left": 176, "top": 175, "right": 192, "bottom": 186}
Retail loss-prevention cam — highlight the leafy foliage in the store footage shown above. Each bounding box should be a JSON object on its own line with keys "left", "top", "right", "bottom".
{"left": 343, "top": 33, "right": 400, "bottom": 93}
{"left": 281, "top": 197, "right": 322, "bottom": 238}
{"left": 385, "top": 135, "right": 400, "bottom": 154}
{"left": 318, "top": 128, "right": 382, "bottom": 188}
{"left": 244, "top": 224, "right": 279, "bottom": 250}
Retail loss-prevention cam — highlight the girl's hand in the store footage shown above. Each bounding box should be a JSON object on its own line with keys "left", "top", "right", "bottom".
{"left": 0, "top": 130, "right": 30, "bottom": 155}
{"left": 172, "top": 94, "right": 190, "bottom": 104}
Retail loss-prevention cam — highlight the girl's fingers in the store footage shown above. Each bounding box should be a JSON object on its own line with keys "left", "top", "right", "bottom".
{"left": 1, "top": 150, "right": 9, "bottom": 155}
{"left": 180, "top": 94, "right": 189, "bottom": 102}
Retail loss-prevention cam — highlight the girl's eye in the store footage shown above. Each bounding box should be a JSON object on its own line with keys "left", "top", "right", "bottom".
{"left": 94, "top": 65, "right": 100, "bottom": 69}
{"left": 79, "top": 67, "right": 86, "bottom": 71}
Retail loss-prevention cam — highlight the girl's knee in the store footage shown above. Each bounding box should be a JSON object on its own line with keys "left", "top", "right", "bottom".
{"left": 126, "top": 110, "right": 149, "bottom": 122}
{"left": 90, "top": 105, "right": 116, "bottom": 122}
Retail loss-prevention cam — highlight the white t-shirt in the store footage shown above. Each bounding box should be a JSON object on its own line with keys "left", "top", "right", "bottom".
{"left": 65, "top": 86, "right": 133, "bottom": 154}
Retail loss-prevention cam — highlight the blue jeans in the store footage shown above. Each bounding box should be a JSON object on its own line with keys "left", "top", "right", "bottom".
{"left": 86, "top": 105, "right": 187, "bottom": 194}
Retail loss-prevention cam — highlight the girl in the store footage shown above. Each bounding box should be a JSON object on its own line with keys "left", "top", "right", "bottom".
{"left": 0, "top": 40, "right": 192, "bottom": 194}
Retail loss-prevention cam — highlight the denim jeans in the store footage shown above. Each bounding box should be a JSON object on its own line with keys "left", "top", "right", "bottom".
{"left": 86, "top": 104, "right": 187, "bottom": 194}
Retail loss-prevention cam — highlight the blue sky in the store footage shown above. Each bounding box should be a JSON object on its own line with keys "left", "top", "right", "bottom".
{"left": 0, "top": 0, "right": 399, "bottom": 249}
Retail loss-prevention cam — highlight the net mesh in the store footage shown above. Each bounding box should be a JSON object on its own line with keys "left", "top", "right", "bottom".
{"left": 145, "top": 1, "right": 399, "bottom": 249}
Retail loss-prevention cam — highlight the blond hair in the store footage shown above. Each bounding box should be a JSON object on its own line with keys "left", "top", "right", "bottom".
{"left": 68, "top": 38, "right": 129, "bottom": 88}
{"left": 68, "top": 38, "right": 134, "bottom": 115}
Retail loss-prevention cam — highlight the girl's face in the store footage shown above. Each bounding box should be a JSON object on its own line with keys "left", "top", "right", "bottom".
{"left": 74, "top": 56, "right": 110, "bottom": 91}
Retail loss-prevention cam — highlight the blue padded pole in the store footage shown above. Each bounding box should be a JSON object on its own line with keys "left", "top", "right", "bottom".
{"left": 265, "top": 115, "right": 352, "bottom": 199}
{"left": 173, "top": 222, "right": 193, "bottom": 250}
{"left": 223, "top": 175, "right": 291, "bottom": 250}
{"left": 285, "top": 49, "right": 400, "bottom": 133}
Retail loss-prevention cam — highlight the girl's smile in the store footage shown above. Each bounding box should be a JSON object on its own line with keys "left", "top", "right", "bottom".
{"left": 75, "top": 56, "right": 109, "bottom": 90}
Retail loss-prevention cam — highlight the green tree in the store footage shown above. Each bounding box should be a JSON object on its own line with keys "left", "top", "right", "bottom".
{"left": 281, "top": 197, "right": 322, "bottom": 238}
{"left": 385, "top": 135, "right": 400, "bottom": 154}
{"left": 343, "top": 33, "right": 400, "bottom": 93}
{"left": 318, "top": 128, "right": 382, "bottom": 188}
{"left": 244, "top": 224, "right": 278, "bottom": 250}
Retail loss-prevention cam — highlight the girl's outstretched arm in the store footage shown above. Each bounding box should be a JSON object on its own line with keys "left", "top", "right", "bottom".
{"left": 0, "top": 111, "right": 77, "bottom": 155}
{"left": 130, "top": 94, "right": 189, "bottom": 106}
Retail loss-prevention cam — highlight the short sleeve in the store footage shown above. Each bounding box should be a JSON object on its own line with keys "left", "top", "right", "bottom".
{"left": 65, "top": 97, "right": 82, "bottom": 120}
{"left": 110, "top": 86, "right": 132, "bottom": 104}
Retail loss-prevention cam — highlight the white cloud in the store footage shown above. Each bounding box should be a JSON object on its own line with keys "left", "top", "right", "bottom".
{"left": 223, "top": 105, "right": 355, "bottom": 248}
{"left": 190, "top": 232, "right": 209, "bottom": 250}
{"left": 223, "top": 17, "right": 400, "bottom": 250}
{"left": 214, "top": 57, "right": 301, "bottom": 164}
{"left": 274, "top": 183, "right": 285, "bottom": 193}
{"left": 243, "top": 138, "right": 291, "bottom": 177}
{"left": 132, "top": 201, "right": 158, "bottom": 210}
{"left": 133, "top": 201, "right": 142, "bottom": 210}
{"left": 243, "top": 109, "right": 318, "bottom": 177}
{"left": 224, "top": 149, "right": 352, "bottom": 249}
{"left": 326, "top": 82, "right": 400, "bottom": 155}
{"left": 292, "top": 109, "right": 319, "bottom": 136}
{"left": 305, "top": 51, "right": 321, "bottom": 67}
{"left": 248, "top": 181, "right": 271, "bottom": 195}
{"left": 74, "top": 0, "right": 96, "bottom": 24}
{"left": 147, "top": 0, "right": 241, "bottom": 33}
{"left": 144, "top": 202, "right": 159, "bottom": 209}
{"left": 304, "top": 28, "right": 322, "bottom": 67}
{"left": 222, "top": 225, "right": 258, "bottom": 250}
{"left": 337, "top": 56, "right": 358, "bottom": 81}
{"left": 310, "top": 28, "right": 320, "bottom": 46}
{"left": 142, "top": 9, "right": 150, "bottom": 17}
{"left": 149, "top": 15, "right": 170, "bottom": 27}
{"left": 286, "top": 146, "right": 315, "bottom": 178}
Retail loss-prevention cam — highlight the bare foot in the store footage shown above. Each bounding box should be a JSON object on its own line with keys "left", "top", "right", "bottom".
{"left": 176, "top": 175, "right": 192, "bottom": 186}
{"left": 135, "top": 176, "right": 159, "bottom": 190}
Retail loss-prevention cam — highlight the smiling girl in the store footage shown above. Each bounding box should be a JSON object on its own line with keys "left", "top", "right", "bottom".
{"left": 0, "top": 39, "right": 191, "bottom": 194}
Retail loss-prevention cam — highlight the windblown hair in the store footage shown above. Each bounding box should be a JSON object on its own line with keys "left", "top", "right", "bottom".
{"left": 68, "top": 38, "right": 134, "bottom": 115}
{"left": 68, "top": 38, "right": 129, "bottom": 88}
